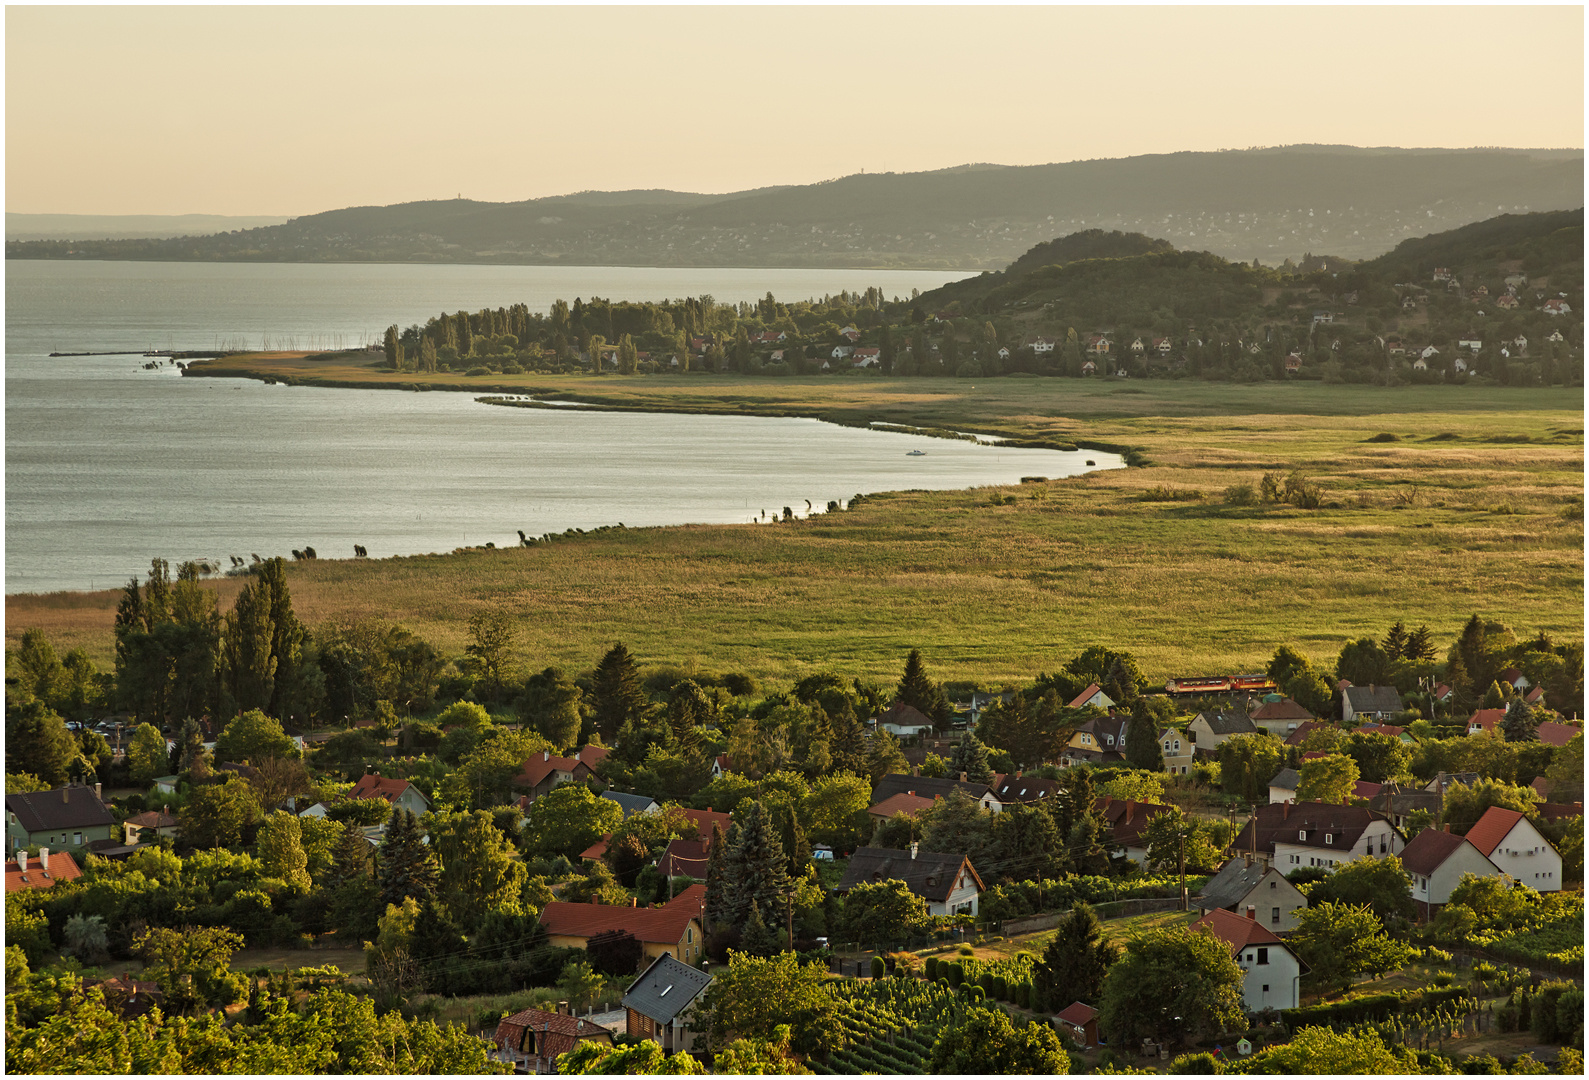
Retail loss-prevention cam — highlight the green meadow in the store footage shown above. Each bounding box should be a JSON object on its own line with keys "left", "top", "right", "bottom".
{"left": 9, "top": 363, "right": 1582, "bottom": 687}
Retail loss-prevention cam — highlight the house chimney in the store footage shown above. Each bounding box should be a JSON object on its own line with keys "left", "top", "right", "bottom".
{"left": 1243, "top": 853, "right": 1252, "bottom": 869}
{"left": 544, "top": 750, "right": 550, "bottom": 761}
{"left": 16, "top": 851, "right": 26, "bottom": 874}
{"left": 163, "top": 805, "right": 170, "bottom": 816}
{"left": 1443, "top": 822, "right": 1451, "bottom": 833}
{"left": 365, "top": 763, "right": 376, "bottom": 776}
{"left": 912, "top": 765, "right": 920, "bottom": 777}
{"left": 62, "top": 786, "right": 68, "bottom": 803}
{"left": 706, "top": 807, "right": 713, "bottom": 814}
{"left": 959, "top": 772, "right": 967, "bottom": 783}
{"left": 910, "top": 841, "right": 919, "bottom": 860}
{"left": 1125, "top": 799, "right": 1137, "bottom": 823}
{"left": 632, "top": 897, "right": 637, "bottom": 907}
{"left": 558, "top": 1001, "right": 569, "bottom": 1015}
{"left": 1282, "top": 801, "right": 1291, "bottom": 820}
{"left": 95, "top": 782, "right": 103, "bottom": 801}
{"left": 1246, "top": 905, "right": 1256, "bottom": 921}
{"left": 39, "top": 847, "right": 50, "bottom": 873}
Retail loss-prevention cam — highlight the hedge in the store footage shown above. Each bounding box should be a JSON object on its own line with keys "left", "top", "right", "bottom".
{"left": 1280, "top": 986, "right": 1472, "bottom": 1029}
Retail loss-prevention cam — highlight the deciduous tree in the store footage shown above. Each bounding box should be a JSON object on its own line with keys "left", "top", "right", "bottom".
{"left": 1098, "top": 925, "right": 1245, "bottom": 1049}
{"left": 1289, "top": 901, "right": 1413, "bottom": 993}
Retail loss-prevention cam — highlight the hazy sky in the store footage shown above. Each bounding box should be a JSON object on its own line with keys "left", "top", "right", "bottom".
{"left": 7, "top": 5, "right": 1584, "bottom": 216}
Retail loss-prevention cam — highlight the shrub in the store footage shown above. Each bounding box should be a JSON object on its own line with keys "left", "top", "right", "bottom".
{"left": 466, "top": 366, "right": 491, "bottom": 377}
{"left": 871, "top": 956, "right": 886, "bottom": 980}
{"left": 924, "top": 956, "right": 940, "bottom": 981}
{"left": 947, "top": 963, "right": 963, "bottom": 987}
{"left": 1224, "top": 483, "right": 1258, "bottom": 506}
{"left": 957, "top": 944, "right": 974, "bottom": 956}
{"left": 1431, "top": 971, "right": 1456, "bottom": 988}
{"left": 992, "top": 975, "right": 1008, "bottom": 1001}
{"left": 1169, "top": 1051, "right": 1224, "bottom": 1073}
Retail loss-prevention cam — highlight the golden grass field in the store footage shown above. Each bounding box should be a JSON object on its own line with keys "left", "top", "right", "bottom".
{"left": 8, "top": 354, "right": 1582, "bottom": 688}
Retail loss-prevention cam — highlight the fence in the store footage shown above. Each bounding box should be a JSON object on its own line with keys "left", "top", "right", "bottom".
{"left": 1001, "top": 896, "right": 1189, "bottom": 936}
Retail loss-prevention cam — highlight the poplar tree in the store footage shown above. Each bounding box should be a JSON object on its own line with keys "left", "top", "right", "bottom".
{"left": 255, "top": 558, "right": 305, "bottom": 721}
{"left": 592, "top": 642, "right": 648, "bottom": 742}
{"left": 1125, "top": 698, "right": 1165, "bottom": 771}
{"left": 222, "top": 576, "right": 277, "bottom": 715}
{"left": 455, "top": 311, "right": 473, "bottom": 357}
{"left": 419, "top": 337, "right": 437, "bottom": 373}
{"left": 257, "top": 810, "right": 312, "bottom": 892}
{"left": 383, "top": 326, "right": 403, "bottom": 370}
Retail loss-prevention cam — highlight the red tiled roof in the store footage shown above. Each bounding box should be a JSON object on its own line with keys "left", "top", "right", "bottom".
{"left": 1056, "top": 1001, "right": 1098, "bottom": 1026}
{"left": 579, "top": 834, "right": 611, "bottom": 861}
{"left": 515, "top": 753, "right": 585, "bottom": 789}
{"left": 659, "top": 838, "right": 711, "bottom": 878}
{"left": 1284, "top": 721, "right": 1325, "bottom": 747}
{"left": 1095, "top": 797, "right": 1178, "bottom": 847}
{"left": 5, "top": 851, "right": 82, "bottom": 892}
{"left": 663, "top": 882, "right": 707, "bottom": 921}
{"left": 539, "top": 900, "right": 699, "bottom": 945}
{"left": 576, "top": 745, "right": 610, "bottom": 769}
{"left": 349, "top": 773, "right": 420, "bottom": 805}
{"left": 679, "top": 808, "right": 731, "bottom": 841}
{"left": 1352, "top": 781, "right": 1384, "bottom": 801}
{"left": 493, "top": 1007, "right": 611, "bottom": 1059}
{"left": 1354, "top": 724, "right": 1406, "bottom": 740}
{"left": 1524, "top": 686, "right": 1544, "bottom": 705}
{"left": 869, "top": 792, "right": 937, "bottom": 818}
{"left": 1067, "top": 683, "right": 1105, "bottom": 709}
{"left": 1194, "top": 907, "right": 1284, "bottom": 952}
{"left": 1398, "top": 827, "right": 1474, "bottom": 877}
{"left": 1468, "top": 709, "right": 1505, "bottom": 734}
{"left": 1252, "top": 699, "right": 1315, "bottom": 722}
{"left": 1537, "top": 802, "right": 1584, "bottom": 823}
{"left": 1462, "top": 806, "right": 1526, "bottom": 856}
{"left": 1537, "top": 722, "right": 1579, "bottom": 748}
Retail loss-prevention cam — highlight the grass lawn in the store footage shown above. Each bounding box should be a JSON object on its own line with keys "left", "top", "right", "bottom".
{"left": 10, "top": 362, "right": 1581, "bottom": 688}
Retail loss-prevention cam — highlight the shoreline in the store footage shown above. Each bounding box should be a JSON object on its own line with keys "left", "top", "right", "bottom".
{"left": 180, "top": 353, "right": 1147, "bottom": 461}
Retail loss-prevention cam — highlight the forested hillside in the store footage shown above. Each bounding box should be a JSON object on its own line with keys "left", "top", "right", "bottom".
{"left": 7, "top": 147, "right": 1581, "bottom": 269}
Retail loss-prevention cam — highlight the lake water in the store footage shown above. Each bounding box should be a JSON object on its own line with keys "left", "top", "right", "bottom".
{"left": 6, "top": 261, "right": 1118, "bottom": 595}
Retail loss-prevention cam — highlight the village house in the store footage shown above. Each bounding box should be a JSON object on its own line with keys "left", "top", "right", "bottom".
{"left": 1400, "top": 826, "right": 1503, "bottom": 919}
{"left": 1233, "top": 801, "right": 1405, "bottom": 870}
{"left": 623, "top": 953, "right": 712, "bottom": 1055}
{"left": 1284, "top": 353, "right": 1303, "bottom": 373}
{"left": 539, "top": 893, "right": 707, "bottom": 968}
{"left": 1368, "top": 782, "right": 1442, "bottom": 832}
{"left": 602, "top": 791, "right": 660, "bottom": 819}
{"left": 1341, "top": 685, "right": 1403, "bottom": 725}
{"left": 1284, "top": 721, "right": 1326, "bottom": 748}
{"left": 6, "top": 786, "right": 116, "bottom": 852}
{"left": 1129, "top": 337, "right": 1147, "bottom": 354}
{"left": 1353, "top": 723, "right": 1412, "bottom": 744}
{"left": 1197, "top": 855, "right": 1309, "bottom": 933}
{"left": 1462, "top": 806, "right": 1562, "bottom": 892}
{"left": 1030, "top": 337, "right": 1057, "bottom": 354}
{"left": 491, "top": 1005, "right": 614, "bottom": 1074}
{"left": 513, "top": 751, "right": 595, "bottom": 803}
{"left": 1543, "top": 298, "right": 1571, "bottom": 315}
{"left": 870, "top": 773, "right": 1002, "bottom": 813}
{"left": 1248, "top": 698, "right": 1314, "bottom": 738}
{"left": 349, "top": 769, "right": 433, "bottom": 817}
{"left": 1096, "top": 797, "right": 1178, "bottom": 866}
{"left": 1194, "top": 908, "right": 1306, "bottom": 1012}
{"left": 1158, "top": 727, "right": 1194, "bottom": 776}
{"left": 1080, "top": 359, "right": 1097, "bottom": 376}
{"left": 1068, "top": 682, "right": 1115, "bottom": 711}
{"left": 5, "top": 848, "right": 83, "bottom": 893}
{"left": 1187, "top": 711, "right": 1259, "bottom": 754}
{"left": 868, "top": 791, "right": 938, "bottom": 823}
{"left": 851, "top": 347, "right": 881, "bottom": 368}
{"left": 1063, "top": 714, "right": 1129, "bottom": 767}
{"left": 874, "top": 701, "right": 936, "bottom": 737}
{"left": 836, "top": 844, "right": 983, "bottom": 916}
{"left": 657, "top": 837, "right": 713, "bottom": 879}
{"left": 991, "top": 772, "right": 1061, "bottom": 807}
{"left": 1086, "top": 335, "right": 1111, "bottom": 355}
{"left": 123, "top": 807, "right": 181, "bottom": 846}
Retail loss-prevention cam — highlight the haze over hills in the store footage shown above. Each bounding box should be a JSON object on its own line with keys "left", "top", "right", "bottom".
{"left": 6, "top": 146, "right": 1581, "bottom": 270}
{"left": 5, "top": 212, "right": 291, "bottom": 241}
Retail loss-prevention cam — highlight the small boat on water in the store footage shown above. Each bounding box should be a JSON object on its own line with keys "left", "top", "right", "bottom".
{"left": 906, "top": 450, "right": 927, "bottom": 456}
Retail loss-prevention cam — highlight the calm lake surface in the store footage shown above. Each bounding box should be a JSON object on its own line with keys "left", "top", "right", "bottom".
{"left": 7, "top": 261, "right": 1118, "bottom": 595}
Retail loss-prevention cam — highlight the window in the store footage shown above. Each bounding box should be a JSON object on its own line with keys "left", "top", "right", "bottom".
{"left": 73, "top": 833, "right": 82, "bottom": 846}
{"left": 1380, "top": 836, "right": 1387, "bottom": 854}
{"left": 1257, "top": 948, "right": 1268, "bottom": 965}
{"left": 1365, "top": 840, "right": 1373, "bottom": 855}
{"left": 1299, "top": 830, "right": 1306, "bottom": 841}
{"left": 1271, "top": 907, "right": 1280, "bottom": 924}
{"left": 1324, "top": 834, "right": 1333, "bottom": 845}
{"left": 1262, "top": 984, "right": 1270, "bottom": 993}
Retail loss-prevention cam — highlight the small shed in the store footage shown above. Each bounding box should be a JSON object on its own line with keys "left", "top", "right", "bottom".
{"left": 1055, "top": 1001, "right": 1099, "bottom": 1048}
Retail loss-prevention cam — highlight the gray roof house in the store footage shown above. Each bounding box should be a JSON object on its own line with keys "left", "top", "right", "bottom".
{"left": 602, "top": 791, "right": 660, "bottom": 818}
{"left": 6, "top": 786, "right": 117, "bottom": 852}
{"left": 1268, "top": 768, "right": 1301, "bottom": 804}
{"left": 1197, "top": 855, "right": 1309, "bottom": 934}
{"left": 1187, "top": 711, "right": 1260, "bottom": 753}
{"left": 621, "top": 953, "right": 712, "bottom": 1054}
{"left": 1342, "top": 685, "right": 1403, "bottom": 725}
{"left": 871, "top": 774, "right": 1001, "bottom": 812}
{"left": 836, "top": 845, "right": 984, "bottom": 917}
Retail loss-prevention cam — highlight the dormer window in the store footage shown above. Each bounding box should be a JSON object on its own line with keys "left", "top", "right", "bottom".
{"left": 1324, "top": 834, "right": 1333, "bottom": 845}
{"left": 1299, "top": 830, "right": 1307, "bottom": 841}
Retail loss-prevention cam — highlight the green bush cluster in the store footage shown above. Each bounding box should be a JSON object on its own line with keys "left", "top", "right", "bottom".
{"left": 1280, "top": 986, "right": 1471, "bottom": 1030}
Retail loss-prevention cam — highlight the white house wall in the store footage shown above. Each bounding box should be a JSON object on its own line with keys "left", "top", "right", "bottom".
{"left": 1488, "top": 820, "right": 1563, "bottom": 893}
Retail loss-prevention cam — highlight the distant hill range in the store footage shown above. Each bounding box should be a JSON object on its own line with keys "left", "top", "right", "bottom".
{"left": 6, "top": 213, "right": 291, "bottom": 241}
{"left": 6, "top": 146, "right": 1581, "bottom": 269}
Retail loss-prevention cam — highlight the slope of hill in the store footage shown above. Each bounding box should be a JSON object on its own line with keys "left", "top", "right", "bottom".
{"left": 1361, "top": 208, "right": 1584, "bottom": 284}
{"left": 7, "top": 147, "right": 1582, "bottom": 269}
{"left": 5, "top": 212, "right": 291, "bottom": 241}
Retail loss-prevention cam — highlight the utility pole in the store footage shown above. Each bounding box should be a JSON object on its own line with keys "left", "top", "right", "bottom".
{"left": 1178, "top": 831, "right": 1187, "bottom": 911}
